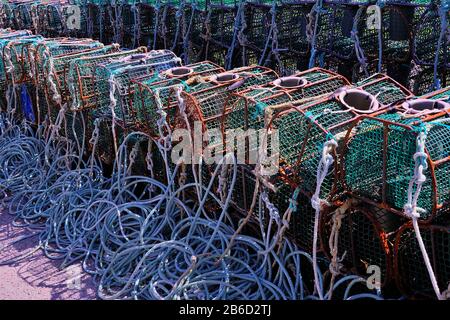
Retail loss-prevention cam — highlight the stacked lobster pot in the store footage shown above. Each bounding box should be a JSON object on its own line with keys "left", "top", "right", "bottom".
{"left": 307, "top": 0, "right": 431, "bottom": 84}
{"left": 31, "top": 38, "right": 104, "bottom": 124}
{"left": 411, "top": 0, "right": 449, "bottom": 94}
{"left": 267, "top": 0, "right": 315, "bottom": 74}
{"left": 221, "top": 68, "right": 349, "bottom": 212}
{"left": 67, "top": 46, "right": 148, "bottom": 158}
{"left": 34, "top": 1, "right": 89, "bottom": 39}
{"left": 130, "top": 61, "right": 226, "bottom": 180}
{"left": 194, "top": 0, "right": 243, "bottom": 69}
{"left": 307, "top": 0, "right": 377, "bottom": 80}
{"left": 220, "top": 67, "right": 350, "bottom": 249}
{"left": 237, "top": 0, "right": 274, "bottom": 66}
{"left": 135, "top": 0, "right": 159, "bottom": 49}
{"left": 166, "top": 66, "right": 279, "bottom": 189}
{"left": 342, "top": 85, "right": 450, "bottom": 297}
{"left": 1, "top": 1, "right": 36, "bottom": 33}
{"left": 237, "top": 0, "right": 315, "bottom": 72}
{"left": 0, "top": 29, "right": 33, "bottom": 111}
{"left": 1, "top": 34, "right": 45, "bottom": 122}
{"left": 263, "top": 74, "right": 413, "bottom": 286}
{"left": 68, "top": 49, "right": 181, "bottom": 164}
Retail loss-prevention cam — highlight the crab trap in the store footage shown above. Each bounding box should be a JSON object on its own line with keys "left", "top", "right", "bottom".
{"left": 193, "top": 0, "right": 244, "bottom": 68}
{"left": 394, "top": 222, "right": 450, "bottom": 298}
{"left": 408, "top": 64, "right": 450, "bottom": 95}
{"left": 343, "top": 85, "right": 450, "bottom": 221}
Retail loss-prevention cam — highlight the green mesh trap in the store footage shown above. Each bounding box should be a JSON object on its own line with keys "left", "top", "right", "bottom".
{"left": 395, "top": 223, "right": 450, "bottom": 299}
{"left": 38, "top": 43, "right": 119, "bottom": 124}
{"left": 344, "top": 86, "right": 450, "bottom": 221}
{"left": 267, "top": 74, "right": 413, "bottom": 202}
{"left": 182, "top": 65, "right": 278, "bottom": 137}
{"left": 67, "top": 46, "right": 148, "bottom": 155}
{"left": 223, "top": 67, "right": 350, "bottom": 149}
{"left": 131, "top": 60, "right": 225, "bottom": 136}
{"left": 408, "top": 65, "right": 450, "bottom": 96}
{"left": 71, "top": 49, "right": 180, "bottom": 163}
{"left": 413, "top": 1, "right": 449, "bottom": 68}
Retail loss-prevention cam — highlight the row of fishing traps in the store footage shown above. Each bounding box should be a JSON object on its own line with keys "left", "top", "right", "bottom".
{"left": 0, "top": 0, "right": 449, "bottom": 96}
{"left": 0, "top": 13, "right": 448, "bottom": 300}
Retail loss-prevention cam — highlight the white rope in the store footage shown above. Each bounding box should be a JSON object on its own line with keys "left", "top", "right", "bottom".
{"left": 108, "top": 74, "right": 119, "bottom": 157}
{"left": 311, "top": 138, "right": 338, "bottom": 300}
{"left": 404, "top": 130, "right": 444, "bottom": 300}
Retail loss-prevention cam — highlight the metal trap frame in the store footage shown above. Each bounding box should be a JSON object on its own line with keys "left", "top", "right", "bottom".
{"left": 342, "top": 86, "right": 450, "bottom": 221}
{"left": 394, "top": 222, "right": 450, "bottom": 299}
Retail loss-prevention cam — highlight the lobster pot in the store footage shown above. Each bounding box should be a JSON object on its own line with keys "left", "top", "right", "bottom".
{"left": 3, "top": 36, "right": 43, "bottom": 85}
{"left": 321, "top": 200, "right": 403, "bottom": 288}
{"left": 408, "top": 65, "right": 450, "bottom": 95}
{"left": 312, "top": 1, "right": 373, "bottom": 61}
{"left": 237, "top": 0, "right": 273, "bottom": 66}
{"left": 36, "top": 3, "right": 67, "bottom": 38}
{"left": 33, "top": 38, "right": 103, "bottom": 100}
{"left": 0, "top": 4, "right": 15, "bottom": 29}
{"left": 413, "top": 3, "right": 449, "bottom": 68}
{"left": 93, "top": 50, "right": 181, "bottom": 129}
{"left": 137, "top": 2, "right": 159, "bottom": 48}
{"left": 223, "top": 68, "right": 350, "bottom": 161}
{"left": 152, "top": 1, "right": 185, "bottom": 53}
{"left": 182, "top": 2, "right": 208, "bottom": 63}
{"left": 131, "top": 61, "right": 224, "bottom": 136}
{"left": 268, "top": 74, "right": 413, "bottom": 200}
{"left": 85, "top": 2, "right": 113, "bottom": 43}
{"left": 374, "top": 3, "right": 428, "bottom": 64}
{"left": 91, "top": 50, "right": 181, "bottom": 163}
{"left": 119, "top": 3, "right": 140, "bottom": 49}
{"left": 38, "top": 44, "right": 118, "bottom": 125}
{"left": 67, "top": 47, "right": 147, "bottom": 154}
{"left": 1, "top": 36, "right": 44, "bottom": 121}
{"left": 0, "top": 30, "right": 33, "bottom": 110}
{"left": 270, "top": 1, "right": 314, "bottom": 74}
{"left": 10, "top": 3, "right": 35, "bottom": 33}
{"left": 395, "top": 223, "right": 450, "bottom": 298}
{"left": 198, "top": 0, "right": 241, "bottom": 66}
{"left": 344, "top": 86, "right": 450, "bottom": 221}
{"left": 182, "top": 66, "right": 277, "bottom": 138}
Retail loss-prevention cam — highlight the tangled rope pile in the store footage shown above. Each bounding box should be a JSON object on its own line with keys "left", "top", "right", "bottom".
{"left": 0, "top": 107, "right": 384, "bottom": 300}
